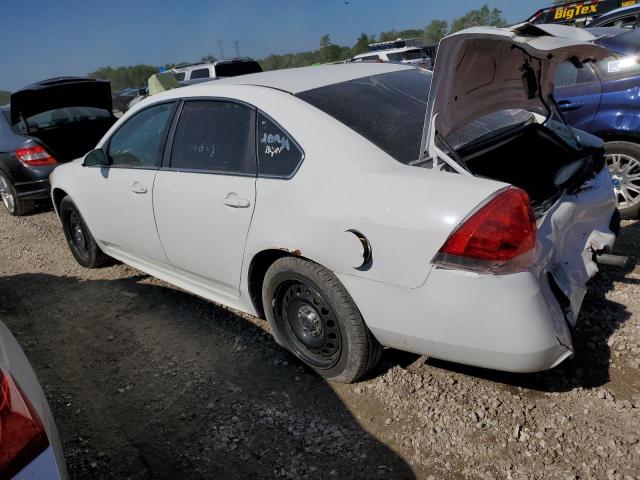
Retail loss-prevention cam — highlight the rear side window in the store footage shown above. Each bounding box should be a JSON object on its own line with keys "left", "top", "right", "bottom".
{"left": 554, "top": 62, "right": 597, "bottom": 88}
{"left": 170, "top": 101, "right": 256, "bottom": 175}
{"left": 174, "top": 72, "right": 186, "bottom": 81}
{"left": 257, "top": 113, "right": 303, "bottom": 178}
{"left": 215, "top": 61, "right": 262, "bottom": 78}
{"left": 599, "top": 14, "right": 639, "bottom": 28}
{"left": 297, "top": 69, "right": 431, "bottom": 165}
{"left": 108, "top": 102, "right": 175, "bottom": 168}
{"left": 190, "top": 68, "right": 210, "bottom": 80}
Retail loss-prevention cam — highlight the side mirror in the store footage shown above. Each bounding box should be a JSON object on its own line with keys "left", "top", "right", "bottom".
{"left": 83, "top": 148, "right": 109, "bottom": 167}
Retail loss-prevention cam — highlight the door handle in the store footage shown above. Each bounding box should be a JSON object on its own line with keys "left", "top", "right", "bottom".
{"left": 557, "top": 100, "right": 582, "bottom": 112}
{"left": 130, "top": 181, "right": 147, "bottom": 194}
{"left": 222, "top": 192, "right": 251, "bottom": 208}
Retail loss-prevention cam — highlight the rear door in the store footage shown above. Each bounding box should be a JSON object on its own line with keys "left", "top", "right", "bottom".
{"left": 153, "top": 99, "right": 257, "bottom": 297}
{"left": 554, "top": 62, "right": 602, "bottom": 130}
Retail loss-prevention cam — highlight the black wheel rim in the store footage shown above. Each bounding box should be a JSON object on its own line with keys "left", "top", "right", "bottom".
{"left": 67, "top": 211, "right": 88, "bottom": 254}
{"left": 274, "top": 281, "right": 342, "bottom": 369}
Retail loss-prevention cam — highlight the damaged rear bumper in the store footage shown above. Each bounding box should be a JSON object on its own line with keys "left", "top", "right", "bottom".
{"left": 339, "top": 267, "right": 575, "bottom": 373}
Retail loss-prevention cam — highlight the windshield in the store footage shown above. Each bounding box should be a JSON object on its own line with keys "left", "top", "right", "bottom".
{"left": 296, "top": 69, "right": 431, "bottom": 165}
{"left": 14, "top": 106, "right": 112, "bottom": 133}
{"left": 387, "top": 49, "right": 428, "bottom": 62}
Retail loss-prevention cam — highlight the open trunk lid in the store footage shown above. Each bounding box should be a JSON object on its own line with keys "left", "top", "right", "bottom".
{"left": 10, "top": 77, "right": 113, "bottom": 126}
{"left": 420, "top": 23, "right": 609, "bottom": 165}
{"left": 421, "top": 25, "right": 618, "bottom": 328}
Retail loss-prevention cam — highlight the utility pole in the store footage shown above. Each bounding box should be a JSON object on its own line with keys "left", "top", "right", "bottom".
{"left": 234, "top": 40, "right": 240, "bottom": 57}
{"left": 218, "top": 39, "right": 225, "bottom": 59}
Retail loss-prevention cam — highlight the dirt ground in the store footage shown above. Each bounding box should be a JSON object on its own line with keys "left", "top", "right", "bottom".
{"left": 0, "top": 205, "right": 639, "bottom": 480}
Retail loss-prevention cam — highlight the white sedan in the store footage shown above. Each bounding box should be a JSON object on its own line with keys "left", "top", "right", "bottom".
{"left": 51, "top": 25, "right": 617, "bottom": 383}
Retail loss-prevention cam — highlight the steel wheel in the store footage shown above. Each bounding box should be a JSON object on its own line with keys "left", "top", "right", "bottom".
{"left": 607, "top": 152, "right": 640, "bottom": 210}
{"left": 275, "top": 280, "right": 342, "bottom": 369}
{"left": 67, "top": 210, "right": 88, "bottom": 254}
{"left": 0, "top": 175, "right": 15, "bottom": 213}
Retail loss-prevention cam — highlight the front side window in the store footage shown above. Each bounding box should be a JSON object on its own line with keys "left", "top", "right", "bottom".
{"left": 257, "top": 113, "right": 303, "bottom": 178}
{"left": 170, "top": 101, "right": 255, "bottom": 175}
{"left": 190, "top": 68, "right": 210, "bottom": 80}
{"left": 108, "top": 102, "right": 175, "bottom": 168}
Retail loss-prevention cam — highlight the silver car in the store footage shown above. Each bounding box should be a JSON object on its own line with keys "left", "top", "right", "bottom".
{"left": 0, "top": 320, "right": 67, "bottom": 479}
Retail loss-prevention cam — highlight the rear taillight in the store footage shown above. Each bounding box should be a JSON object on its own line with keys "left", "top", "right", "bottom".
{"left": 433, "top": 187, "right": 537, "bottom": 274}
{"left": 0, "top": 369, "right": 49, "bottom": 480}
{"left": 15, "top": 145, "right": 57, "bottom": 166}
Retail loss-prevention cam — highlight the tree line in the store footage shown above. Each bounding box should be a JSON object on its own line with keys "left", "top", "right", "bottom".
{"left": 0, "top": 3, "right": 509, "bottom": 95}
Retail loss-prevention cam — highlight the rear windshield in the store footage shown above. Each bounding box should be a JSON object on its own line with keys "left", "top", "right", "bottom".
{"left": 215, "top": 61, "right": 262, "bottom": 78}
{"left": 14, "top": 107, "right": 112, "bottom": 133}
{"left": 296, "top": 69, "right": 431, "bottom": 164}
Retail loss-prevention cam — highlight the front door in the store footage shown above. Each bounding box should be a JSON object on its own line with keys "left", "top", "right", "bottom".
{"left": 76, "top": 102, "right": 176, "bottom": 267}
{"left": 153, "top": 100, "right": 257, "bottom": 297}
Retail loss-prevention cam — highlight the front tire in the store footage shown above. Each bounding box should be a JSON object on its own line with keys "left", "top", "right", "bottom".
{"left": 59, "top": 196, "right": 107, "bottom": 268}
{"left": 0, "top": 172, "right": 35, "bottom": 216}
{"left": 262, "top": 256, "right": 382, "bottom": 383}
{"left": 605, "top": 141, "right": 640, "bottom": 219}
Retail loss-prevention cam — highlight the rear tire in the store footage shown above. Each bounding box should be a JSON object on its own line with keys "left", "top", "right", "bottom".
{"left": 604, "top": 141, "right": 640, "bottom": 219}
{"left": 59, "top": 196, "right": 107, "bottom": 268}
{"left": 262, "top": 256, "right": 382, "bottom": 383}
{"left": 0, "top": 172, "right": 35, "bottom": 216}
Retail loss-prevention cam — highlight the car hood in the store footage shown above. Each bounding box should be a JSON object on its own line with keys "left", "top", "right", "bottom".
{"left": 10, "top": 77, "right": 113, "bottom": 125}
{"left": 420, "top": 23, "right": 609, "bottom": 160}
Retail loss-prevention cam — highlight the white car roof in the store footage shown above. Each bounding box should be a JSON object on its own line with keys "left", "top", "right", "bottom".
{"left": 210, "top": 62, "right": 412, "bottom": 94}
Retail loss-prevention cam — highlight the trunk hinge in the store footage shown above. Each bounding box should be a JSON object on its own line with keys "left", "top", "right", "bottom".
{"left": 422, "top": 114, "right": 472, "bottom": 176}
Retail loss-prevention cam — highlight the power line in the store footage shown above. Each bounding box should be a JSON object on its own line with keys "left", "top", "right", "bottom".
{"left": 218, "top": 39, "right": 225, "bottom": 59}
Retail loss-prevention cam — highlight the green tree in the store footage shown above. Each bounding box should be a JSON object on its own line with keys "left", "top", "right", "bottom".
{"left": 351, "top": 33, "right": 374, "bottom": 56}
{"left": 0, "top": 90, "right": 10, "bottom": 105}
{"left": 88, "top": 65, "right": 159, "bottom": 91}
{"left": 423, "top": 19, "right": 448, "bottom": 44}
{"left": 449, "top": 3, "right": 508, "bottom": 33}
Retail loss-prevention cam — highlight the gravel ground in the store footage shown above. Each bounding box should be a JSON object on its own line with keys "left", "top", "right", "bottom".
{"left": 0, "top": 205, "right": 639, "bottom": 480}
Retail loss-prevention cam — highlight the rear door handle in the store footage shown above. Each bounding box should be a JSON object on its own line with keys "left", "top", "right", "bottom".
{"left": 557, "top": 100, "right": 582, "bottom": 112}
{"left": 130, "top": 181, "right": 147, "bottom": 194}
{"left": 222, "top": 192, "right": 251, "bottom": 208}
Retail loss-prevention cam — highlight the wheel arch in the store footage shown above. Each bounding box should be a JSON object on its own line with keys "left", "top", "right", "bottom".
{"left": 51, "top": 187, "right": 69, "bottom": 216}
{"left": 594, "top": 131, "right": 640, "bottom": 145}
{"left": 248, "top": 248, "right": 333, "bottom": 319}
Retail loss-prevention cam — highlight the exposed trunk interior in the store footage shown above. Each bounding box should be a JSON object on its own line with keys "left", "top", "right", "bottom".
{"left": 28, "top": 117, "right": 116, "bottom": 162}
{"left": 455, "top": 123, "right": 600, "bottom": 213}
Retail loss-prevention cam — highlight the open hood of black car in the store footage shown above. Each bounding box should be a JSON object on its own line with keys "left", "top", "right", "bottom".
{"left": 10, "top": 77, "right": 113, "bottom": 125}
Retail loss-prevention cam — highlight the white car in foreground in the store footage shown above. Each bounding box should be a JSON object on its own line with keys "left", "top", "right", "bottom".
{"left": 0, "top": 320, "right": 67, "bottom": 479}
{"left": 51, "top": 25, "right": 617, "bottom": 383}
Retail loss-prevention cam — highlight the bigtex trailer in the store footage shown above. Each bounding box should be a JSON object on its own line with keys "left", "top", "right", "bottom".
{"left": 529, "top": 0, "right": 638, "bottom": 25}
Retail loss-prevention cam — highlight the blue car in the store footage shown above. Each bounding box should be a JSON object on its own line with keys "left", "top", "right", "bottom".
{"left": 555, "top": 27, "right": 640, "bottom": 218}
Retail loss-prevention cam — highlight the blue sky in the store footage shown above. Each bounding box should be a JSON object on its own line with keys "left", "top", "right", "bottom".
{"left": 0, "top": 0, "right": 549, "bottom": 91}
